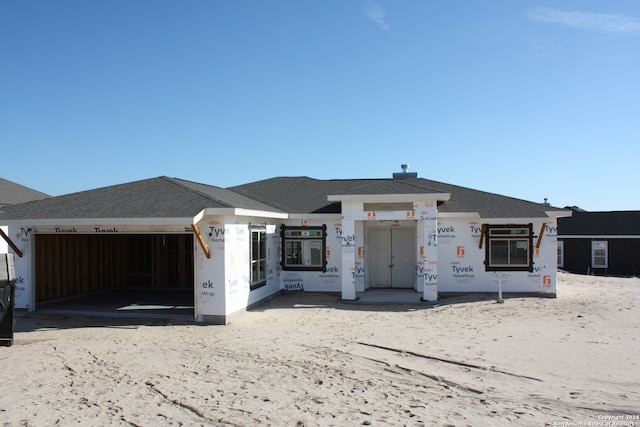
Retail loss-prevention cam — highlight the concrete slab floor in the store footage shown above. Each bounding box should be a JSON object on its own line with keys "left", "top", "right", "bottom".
{"left": 35, "top": 288, "right": 194, "bottom": 319}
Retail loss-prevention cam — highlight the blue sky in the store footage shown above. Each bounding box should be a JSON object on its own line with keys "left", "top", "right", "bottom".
{"left": 1, "top": 1, "right": 638, "bottom": 211}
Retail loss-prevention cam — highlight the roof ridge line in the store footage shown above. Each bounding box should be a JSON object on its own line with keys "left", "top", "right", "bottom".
{"left": 160, "top": 176, "right": 235, "bottom": 208}
{"left": 162, "top": 176, "right": 282, "bottom": 212}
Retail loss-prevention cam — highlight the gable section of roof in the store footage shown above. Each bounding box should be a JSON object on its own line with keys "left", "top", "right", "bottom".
{"left": 168, "top": 178, "right": 283, "bottom": 213}
{"left": 229, "top": 177, "right": 342, "bottom": 214}
{"left": 0, "top": 178, "right": 50, "bottom": 207}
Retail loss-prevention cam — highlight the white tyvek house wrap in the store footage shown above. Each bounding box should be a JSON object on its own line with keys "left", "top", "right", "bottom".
{"left": 223, "top": 223, "right": 249, "bottom": 316}
{"left": 416, "top": 201, "right": 438, "bottom": 301}
{"left": 7, "top": 225, "right": 33, "bottom": 310}
{"left": 194, "top": 217, "right": 226, "bottom": 320}
{"left": 194, "top": 216, "right": 283, "bottom": 322}
{"left": 278, "top": 218, "right": 343, "bottom": 293}
{"left": 340, "top": 202, "right": 359, "bottom": 300}
{"left": 354, "top": 221, "right": 366, "bottom": 292}
{"left": 225, "top": 221, "right": 281, "bottom": 316}
{"left": 436, "top": 217, "right": 558, "bottom": 294}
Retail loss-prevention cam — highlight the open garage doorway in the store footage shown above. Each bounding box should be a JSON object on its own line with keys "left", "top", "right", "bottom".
{"left": 34, "top": 234, "right": 194, "bottom": 319}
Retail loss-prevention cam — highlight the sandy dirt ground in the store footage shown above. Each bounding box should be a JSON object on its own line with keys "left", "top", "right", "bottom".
{"left": 1, "top": 272, "right": 639, "bottom": 426}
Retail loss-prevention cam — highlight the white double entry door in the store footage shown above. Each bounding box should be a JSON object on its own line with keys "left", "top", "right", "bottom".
{"left": 368, "top": 227, "right": 415, "bottom": 289}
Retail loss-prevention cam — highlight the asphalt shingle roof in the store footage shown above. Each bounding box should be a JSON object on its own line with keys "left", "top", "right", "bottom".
{"left": 231, "top": 177, "right": 447, "bottom": 214}
{"left": 0, "top": 175, "right": 562, "bottom": 221}
{"left": 0, "top": 177, "right": 280, "bottom": 220}
{"left": 558, "top": 211, "right": 640, "bottom": 236}
{"left": 0, "top": 178, "right": 50, "bottom": 208}
{"left": 230, "top": 176, "right": 557, "bottom": 218}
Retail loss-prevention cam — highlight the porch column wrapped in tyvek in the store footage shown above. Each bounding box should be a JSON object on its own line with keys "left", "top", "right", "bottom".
{"left": 340, "top": 217, "right": 357, "bottom": 300}
{"left": 419, "top": 202, "right": 438, "bottom": 301}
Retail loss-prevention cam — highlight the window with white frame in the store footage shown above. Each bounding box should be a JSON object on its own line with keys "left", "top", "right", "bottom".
{"left": 281, "top": 225, "right": 327, "bottom": 271}
{"left": 485, "top": 224, "right": 534, "bottom": 272}
{"left": 557, "top": 241, "right": 564, "bottom": 268}
{"left": 250, "top": 227, "right": 267, "bottom": 290}
{"left": 591, "top": 241, "right": 608, "bottom": 268}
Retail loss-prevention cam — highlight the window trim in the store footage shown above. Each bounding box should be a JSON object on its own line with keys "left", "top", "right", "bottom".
{"left": 250, "top": 227, "right": 267, "bottom": 291}
{"left": 280, "top": 225, "right": 327, "bottom": 272}
{"left": 591, "top": 240, "right": 608, "bottom": 269}
{"left": 484, "top": 224, "right": 534, "bottom": 272}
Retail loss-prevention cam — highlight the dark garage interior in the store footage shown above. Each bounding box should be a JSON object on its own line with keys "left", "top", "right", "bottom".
{"left": 34, "top": 234, "right": 195, "bottom": 318}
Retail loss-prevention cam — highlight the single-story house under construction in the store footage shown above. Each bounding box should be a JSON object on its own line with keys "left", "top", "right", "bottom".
{"left": 0, "top": 172, "right": 569, "bottom": 324}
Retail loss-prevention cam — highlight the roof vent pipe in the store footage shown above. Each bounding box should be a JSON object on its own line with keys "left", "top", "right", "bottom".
{"left": 393, "top": 164, "right": 418, "bottom": 178}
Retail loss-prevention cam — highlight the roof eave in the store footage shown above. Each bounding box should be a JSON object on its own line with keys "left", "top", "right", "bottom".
{"left": 546, "top": 210, "right": 573, "bottom": 218}
{"left": 194, "top": 208, "right": 288, "bottom": 223}
{"left": 0, "top": 217, "right": 194, "bottom": 226}
{"left": 288, "top": 213, "right": 342, "bottom": 220}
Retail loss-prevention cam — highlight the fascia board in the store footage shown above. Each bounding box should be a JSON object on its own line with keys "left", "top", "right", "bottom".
{"left": 196, "top": 208, "right": 288, "bottom": 220}
{"left": 287, "top": 213, "right": 342, "bottom": 220}
{"left": 478, "top": 216, "right": 551, "bottom": 223}
{"left": 439, "top": 213, "right": 559, "bottom": 221}
{"left": 436, "top": 212, "right": 481, "bottom": 219}
{"left": 546, "top": 210, "right": 573, "bottom": 218}
{"left": 1, "top": 217, "right": 192, "bottom": 226}
{"left": 234, "top": 208, "right": 288, "bottom": 219}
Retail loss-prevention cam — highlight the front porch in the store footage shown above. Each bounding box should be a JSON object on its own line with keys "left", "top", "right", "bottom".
{"left": 351, "top": 289, "right": 429, "bottom": 305}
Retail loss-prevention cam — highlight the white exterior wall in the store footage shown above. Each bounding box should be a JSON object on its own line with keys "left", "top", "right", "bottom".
{"left": 340, "top": 204, "right": 358, "bottom": 300}
{"left": 354, "top": 220, "right": 365, "bottom": 292}
{"left": 223, "top": 219, "right": 281, "bottom": 316}
{"left": 6, "top": 225, "right": 33, "bottom": 309}
{"left": 193, "top": 215, "right": 283, "bottom": 323}
{"left": 279, "top": 217, "right": 343, "bottom": 293}
{"left": 222, "top": 222, "right": 251, "bottom": 316}
{"left": 436, "top": 216, "right": 558, "bottom": 294}
{"left": 193, "top": 216, "right": 226, "bottom": 321}
{"left": 539, "top": 219, "right": 558, "bottom": 294}
{"left": 416, "top": 201, "right": 439, "bottom": 301}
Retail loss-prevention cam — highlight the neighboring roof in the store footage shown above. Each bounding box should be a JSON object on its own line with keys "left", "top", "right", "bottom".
{"left": 230, "top": 176, "right": 557, "bottom": 218}
{"left": 558, "top": 211, "right": 640, "bottom": 236}
{"left": 0, "top": 177, "right": 281, "bottom": 220}
{"left": 0, "top": 178, "right": 50, "bottom": 208}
